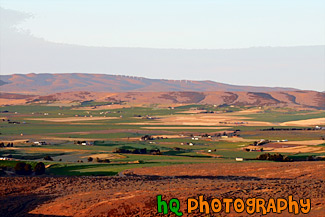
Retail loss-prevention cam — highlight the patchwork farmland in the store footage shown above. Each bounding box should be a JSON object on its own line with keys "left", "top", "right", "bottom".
{"left": 0, "top": 92, "right": 324, "bottom": 216}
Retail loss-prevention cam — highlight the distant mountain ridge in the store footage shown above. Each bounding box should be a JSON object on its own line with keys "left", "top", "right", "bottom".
{"left": 0, "top": 73, "right": 298, "bottom": 94}
{"left": 1, "top": 90, "right": 324, "bottom": 109}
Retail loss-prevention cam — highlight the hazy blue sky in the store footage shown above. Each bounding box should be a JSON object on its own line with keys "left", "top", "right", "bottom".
{"left": 1, "top": 0, "right": 324, "bottom": 49}
{"left": 0, "top": 1, "right": 324, "bottom": 91}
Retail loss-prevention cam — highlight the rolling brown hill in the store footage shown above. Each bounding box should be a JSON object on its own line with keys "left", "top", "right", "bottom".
{"left": 1, "top": 73, "right": 323, "bottom": 109}
{"left": 1, "top": 90, "right": 324, "bottom": 109}
{"left": 0, "top": 73, "right": 298, "bottom": 94}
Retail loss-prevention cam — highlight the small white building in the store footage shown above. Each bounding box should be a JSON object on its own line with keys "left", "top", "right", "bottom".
{"left": 34, "top": 141, "right": 46, "bottom": 145}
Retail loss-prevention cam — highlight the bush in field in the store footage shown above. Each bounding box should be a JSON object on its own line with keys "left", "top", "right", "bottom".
{"left": 141, "top": 135, "right": 154, "bottom": 141}
{"left": 96, "top": 158, "right": 110, "bottom": 163}
{"left": 88, "top": 157, "right": 93, "bottom": 162}
{"left": 114, "top": 148, "right": 131, "bottom": 153}
{"left": 103, "top": 159, "right": 110, "bottom": 163}
{"left": 150, "top": 149, "right": 162, "bottom": 155}
{"left": 256, "top": 153, "right": 291, "bottom": 162}
{"left": 43, "top": 155, "right": 53, "bottom": 161}
{"left": 14, "top": 162, "right": 32, "bottom": 175}
{"left": 132, "top": 149, "right": 140, "bottom": 154}
{"left": 14, "top": 162, "right": 25, "bottom": 175}
{"left": 269, "top": 153, "right": 285, "bottom": 161}
{"left": 307, "top": 156, "right": 315, "bottom": 161}
{"left": 34, "top": 162, "right": 45, "bottom": 175}
{"left": 24, "top": 164, "right": 32, "bottom": 175}
{"left": 256, "top": 153, "right": 269, "bottom": 160}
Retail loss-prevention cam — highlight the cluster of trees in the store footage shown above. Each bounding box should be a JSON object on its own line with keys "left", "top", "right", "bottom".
{"left": 114, "top": 148, "right": 162, "bottom": 155}
{"left": 115, "top": 148, "right": 147, "bottom": 154}
{"left": 14, "top": 162, "right": 45, "bottom": 175}
{"left": 8, "top": 121, "right": 20, "bottom": 124}
{"left": 261, "top": 127, "right": 321, "bottom": 131}
{"left": 149, "top": 149, "right": 162, "bottom": 155}
{"left": 244, "top": 148, "right": 264, "bottom": 152}
{"left": 141, "top": 135, "right": 154, "bottom": 141}
{"left": 96, "top": 158, "right": 110, "bottom": 163}
{"left": 140, "top": 135, "right": 167, "bottom": 141}
{"left": 256, "top": 153, "right": 291, "bottom": 162}
{"left": 87, "top": 157, "right": 110, "bottom": 163}
{"left": 0, "top": 142, "right": 14, "bottom": 148}
{"left": 199, "top": 110, "right": 214, "bottom": 114}
{"left": 200, "top": 134, "right": 211, "bottom": 138}
{"left": 194, "top": 130, "right": 240, "bottom": 138}
{"left": 43, "top": 156, "right": 53, "bottom": 161}
{"left": 214, "top": 130, "right": 240, "bottom": 138}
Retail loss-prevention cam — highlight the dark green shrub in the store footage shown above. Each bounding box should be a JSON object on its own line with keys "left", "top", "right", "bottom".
{"left": 43, "top": 155, "right": 53, "bottom": 161}
{"left": 256, "top": 153, "right": 290, "bottom": 162}
{"left": 14, "top": 162, "right": 32, "bottom": 175}
{"left": 34, "top": 162, "right": 45, "bottom": 175}
{"left": 96, "top": 158, "right": 110, "bottom": 163}
{"left": 103, "top": 159, "right": 110, "bottom": 163}
{"left": 24, "top": 164, "right": 32, "bottom": 175}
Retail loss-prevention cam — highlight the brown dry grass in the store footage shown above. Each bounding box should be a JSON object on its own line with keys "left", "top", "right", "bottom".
{"left": 141, "top": 126, "right": 230, "bottom": 129}
{"left": 1, "top": 162, "right": 324, "bottom": 217}
{"left": 278, "top": 140, "right": 325, "bottom": 146}
{"left": 0, "top": 98, "right": 27, "bottom": 106}
{"left": 266, "top": 145, "right": 324, "bottom": 153}
{"left": 0, "top": 139, "right": 28, "bottom": 144}
{"left": 82, "top": 153, "right": 125, "bottom": 159}
{"left": 20, "top": 147, "right": 88, "bottom": 153}
{"left": 73, "top": 104, "right": 131, "bottom": 110}
{"left": 125, "top": 113, "right": 273, "bottom": 126}
{"left": 27, "top": 116, "right": 118, "bottom": 122}
{"left": 177, "top": 109, "right": 207, "bottom": 114}
{"left": 280, "top": 118, "right": 325, "bottom": 126}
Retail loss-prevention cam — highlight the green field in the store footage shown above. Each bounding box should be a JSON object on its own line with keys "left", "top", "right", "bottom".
{"left": 1, "top": 104, "right": 324, "bottom": 176}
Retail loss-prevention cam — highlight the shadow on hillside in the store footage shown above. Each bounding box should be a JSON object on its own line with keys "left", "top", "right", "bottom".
{"left": 127, "top": 174, "right": 290, "bottom": 182}
{"left": 0, "top": 194, "right": 68, "bottom": 217}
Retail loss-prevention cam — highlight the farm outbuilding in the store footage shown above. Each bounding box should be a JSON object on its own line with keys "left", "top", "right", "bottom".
{"left": 34, "top": 141, "right": 47, "bottom": 145}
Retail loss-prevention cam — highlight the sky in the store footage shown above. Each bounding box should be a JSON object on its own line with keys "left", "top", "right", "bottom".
{"left": 0, "top": 0, "right": 324, "bottom": 91}
{"left": 1, "top": 0, "right": 324, "bottom": 49}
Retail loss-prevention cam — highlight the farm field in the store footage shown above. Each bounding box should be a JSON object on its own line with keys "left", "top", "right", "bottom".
{"left": 0, "top": 103, "right": 324, "bottom": 216}
{"left": 1, "top": 104, "right": 325, "bottom": 175}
